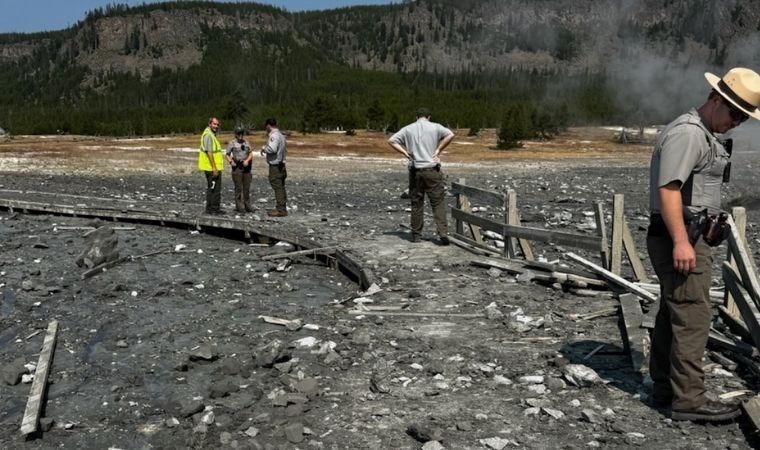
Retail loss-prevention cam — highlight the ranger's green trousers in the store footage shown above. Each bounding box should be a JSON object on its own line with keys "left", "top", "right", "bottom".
{"left": 268, "top": 163, "right": 287, "bottom": 212}
{"left": 647, "top": 232, "right": 712, "bottom": 410}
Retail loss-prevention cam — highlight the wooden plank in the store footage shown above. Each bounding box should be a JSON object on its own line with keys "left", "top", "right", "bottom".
{"left": 741, "top": 397, "right": 760, "bottom": 431}
{"left": 455, "top": 178, "right": 466, "bottom": 235}
{"left": 610, "top": 194, "right": 624, "bottom": 275}
{"left": 20, "top": 320, "right": 59, "bottom": 435}
{"left": 622, "top": 220, "right": 647, "bottom": 281}
{"left": 505, "top": 190, "right": 518, "bottom": 258}
{"left": 708, "top": 328, "right": 758, "bottom": 357}
{"left": 707, "top": 350, "right": 738, "bottom": 371}
{"left": 348, "top": 310, "right": 484, "bottom": 318}
{"left": 450, "top": 182, "right": 504, "bottom": 207}
{"left": 449, "top": 233, "right": 501, "bottom": 256}
{"left": 566, "top": 252, "right": 658, "bottom": 303}
{"left": 334, "top": 250, "right": 372, "bottom": 291}
{"left": 721, "top": 262, "right": 760, "bottom": 349}
{"left": 516, "top": 212, "right": 535, "bottom": 261}
{"left": 726, "top": 215, "right": 760, "bottom": 310}
{"left": 460, "top": 197, "right": 484, "bottom": 244}
{"left": 260, "top": 246, "right": 338, "bottom": 261}
{"left": 618, "top": 293, "right": 647, "bottom": 372}
{"left": 718, "top": 305, "right": 752, "bottom": 343}
{"left": 81, "top": 256, "right": 129, "bottom": 280}
{"left": 451, "top": 208, "right": 602, "bottom": 252}
{"left": 470, "top": 257, "right": 525, "bottom": 275}
{"left": 594, "top": 201, "right": 610, "bottom": 270}
{"left": 726, "top": 207, "right": 749, "bottom": 317}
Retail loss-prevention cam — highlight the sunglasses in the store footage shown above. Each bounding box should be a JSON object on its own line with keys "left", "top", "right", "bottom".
{"left": 723, "top": 98, "right": 749, "bottom": 123}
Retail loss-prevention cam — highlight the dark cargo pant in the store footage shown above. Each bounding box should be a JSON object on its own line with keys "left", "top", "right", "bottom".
{"left": 231, "top": 171, "right": 252, "bottom": 212}
{"left": 268, "top": 163, "right": 287, "bottom": 212}
{"left": 647, "top": 230, "right": 712, "bottom": 411}
{"left": 409, "top": 166, "right": 448, "bottom": 238}
{"left": 204, "top": 170, "right": 222, "bottom": 213}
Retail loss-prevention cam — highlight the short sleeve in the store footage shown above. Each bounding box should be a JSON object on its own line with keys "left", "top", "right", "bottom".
{"left": 657, "top": 125, "right": 708, "bottom": 188}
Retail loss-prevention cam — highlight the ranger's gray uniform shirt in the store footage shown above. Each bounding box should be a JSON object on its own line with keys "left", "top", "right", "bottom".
{"left": 262, "top": 129, "right": 286, "bottom": 165}
{"left": 649, "top": 108, "right": 730, "bottom": 215}
{"left": 388, "top": 118, "right": 453, "bottom": 169}
{"left": 226, "top": 139, "right": 251, "bottom": 162}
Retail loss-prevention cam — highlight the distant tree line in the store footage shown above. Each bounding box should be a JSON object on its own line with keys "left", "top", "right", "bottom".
{"left": 0, "top": 19, "right": 620, "bottom": 148}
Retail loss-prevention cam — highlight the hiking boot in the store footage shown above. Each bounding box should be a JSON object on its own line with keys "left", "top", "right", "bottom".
{"left": 437, "top": 235, "right": 450, "bottom": 246}
{"left": 268, "top": 209, "right": 288, "bottom": 217}
{"left": 206, "top": 209, "right": 225, "bottom": 216}
{"left": 410, "top": 234, "right": 421, "bottom": 243}
{"left": 671, "top": 400, "right": 740, "bottom": 422}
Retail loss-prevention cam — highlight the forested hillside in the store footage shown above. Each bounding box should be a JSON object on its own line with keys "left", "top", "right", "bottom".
{"left": 0, "top": 0, "right": 759, "bottom": 136}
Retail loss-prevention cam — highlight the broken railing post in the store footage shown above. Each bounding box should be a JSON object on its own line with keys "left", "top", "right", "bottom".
{"left": 594, "top": 201, "right": 610, "bottom": 270}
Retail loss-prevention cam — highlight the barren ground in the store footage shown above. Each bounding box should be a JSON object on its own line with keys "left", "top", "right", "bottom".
{"left": 2, "top": 127, "right": 760, "bottom": 449}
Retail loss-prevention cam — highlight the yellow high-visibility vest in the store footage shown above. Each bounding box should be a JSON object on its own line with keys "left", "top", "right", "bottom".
{"left": 198, "top": 126, "right": 223, "bottom": 171}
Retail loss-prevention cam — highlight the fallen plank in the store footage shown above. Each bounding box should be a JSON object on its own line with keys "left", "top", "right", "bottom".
{"left": 708, "top": 328, "right": 758, "bottom": 357}
{"left": 568, "top": 307, "right": 619, "bottom": 321}
{"left": 708, "top": 350, "right": 738, "bottom": 371}
{"left": 565, "top": 252, "right": 658, "bottom": 303}
{"left": 449, "top": 233, "right": 501, "bottom": 256}
{"left": 348, "top": 310, "right": 483, "bottom": 318}
{"left": 582, "top": 344, "right": 605, "bottom": 361}
{"left": 261, "top": 246, "right": 338, "bottom": 261}
{"left": 81, "top": 256, "right": 129, "bottom": 280}
{"left": 20, "top": 320, "right": 59, "bottom": 435}
{"left": 470, "top": 257, "right": 525, "bottom": 275}
{"left": 619, "top": 293, "right": 647, "bottom": 372}
{"left": 742, "top": 397, "right": 760, "bottom": 432}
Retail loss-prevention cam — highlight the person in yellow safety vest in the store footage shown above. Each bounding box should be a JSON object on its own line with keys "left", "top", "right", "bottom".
{"left": 198, "top": 117, "right": 225, "bottom": 215}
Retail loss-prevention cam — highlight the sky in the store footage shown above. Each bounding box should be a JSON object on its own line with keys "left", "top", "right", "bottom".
{"left": 0, "top": 0, "right": 399, "bottom": 33}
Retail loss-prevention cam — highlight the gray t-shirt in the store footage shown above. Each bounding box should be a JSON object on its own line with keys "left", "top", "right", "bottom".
{"left": 388, "top": 118, "right": 453, "bottom": 169}
{"left": 649, "top": 108, "right": 727, "bottom": 214}
{"left": 262, "top": 129, "right": 286, "bottom": 165}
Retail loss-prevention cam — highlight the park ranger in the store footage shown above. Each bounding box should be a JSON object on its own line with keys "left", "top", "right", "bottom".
{"left": 226, "top": 126, "right": 253, "bottom": 213}
{"left": 647, "top": 67, "right": 760, "bottom": 422}
{"left": 261, "top": 117, "right": 288, "bottom": 217}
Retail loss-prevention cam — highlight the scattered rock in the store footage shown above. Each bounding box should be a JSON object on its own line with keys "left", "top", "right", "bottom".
{"left": 406, "top": 423, "right": 443, "bottom": 443}
{"left": 284, "top": 422, "right": 304, "bottom": 443}
{"left": 1, "top": 358, "right": 26, "bottom": 386}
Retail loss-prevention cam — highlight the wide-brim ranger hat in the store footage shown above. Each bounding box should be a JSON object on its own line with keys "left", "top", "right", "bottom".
{"left": 705, "top": 67, "right": 760, "bottom": 120}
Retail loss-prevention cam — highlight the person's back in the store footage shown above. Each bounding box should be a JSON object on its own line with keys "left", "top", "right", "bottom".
{"left": 392, "top": 118, "right": 451, "bottom": 169}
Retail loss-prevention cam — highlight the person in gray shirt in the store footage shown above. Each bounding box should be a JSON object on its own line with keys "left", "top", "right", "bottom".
{"left": 388, "top": 107, "right": 455, "bottom": 245}
{"left": 647, "top": 67, "right": 760, "bottom": 423}
{"left": 260, "top": 117, "right": 288, "bottom": 217}
{"left": 225, "top": 126, "right": 253, "bottom": 213}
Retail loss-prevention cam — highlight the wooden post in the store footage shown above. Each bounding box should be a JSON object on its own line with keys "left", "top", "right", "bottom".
{"left": 594, "top": 201, "right": 610, "bottom": 270}
{"left": 726, "top": 215, "right": 760, "bottom": 310}
{"left": 20, "top": 320, "right": 59, "bottom": 435}
{"left": 504, "top": 191, "right": 515, "bottom": 258}
{"left": 456, "top": 179, "right": 483, "bottom": 244}
{"left": 506, "top": 190, "right": 534, "bottom": 261}
{"left": 455, "top": 178, "right": 465, "bottom": 236}
{"left": 726, "top": 207, "right": 748, "bottom": 317}
{"left": 722, "top": 262, "right": 760, "bottom": 349}
{"left": 622, "top": 220, "right": 648, "bottom": 281}
{"left": 610, "top": 194, "right": 625, "bottom": 275}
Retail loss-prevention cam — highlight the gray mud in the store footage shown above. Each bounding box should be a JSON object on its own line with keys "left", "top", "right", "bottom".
{"left": 1, "top": 154, "right": 760, "bottom": 449}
